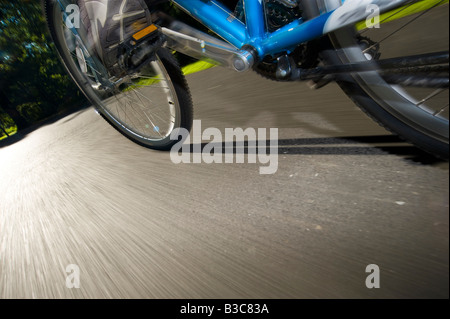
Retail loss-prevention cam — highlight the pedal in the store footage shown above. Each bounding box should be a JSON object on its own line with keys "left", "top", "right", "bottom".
{"left": 132, "top": 24, "right": 159, "bottom": 42}
{"left": 117, "top": 24, "right": 165, "bottom": 72}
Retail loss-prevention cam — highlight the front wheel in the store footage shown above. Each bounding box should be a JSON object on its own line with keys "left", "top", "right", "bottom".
{"left": 44, "top": 0, "right": 193, "bottom": 150}
{"left": 311, "top": 1, "right": 449, "bottom": 159}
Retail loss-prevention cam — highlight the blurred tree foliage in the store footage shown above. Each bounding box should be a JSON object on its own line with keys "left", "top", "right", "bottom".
{"left": 0, "top": 0, "right": 86, "bottom": 132}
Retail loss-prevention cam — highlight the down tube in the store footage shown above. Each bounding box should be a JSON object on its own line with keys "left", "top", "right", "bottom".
{"left": 172, "top": 0, "right": 248, "bottom": 49}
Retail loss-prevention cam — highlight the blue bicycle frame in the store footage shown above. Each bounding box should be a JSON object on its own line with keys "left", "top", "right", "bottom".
{"left": 171, "top": 0, "right": 410, "bottom": 58}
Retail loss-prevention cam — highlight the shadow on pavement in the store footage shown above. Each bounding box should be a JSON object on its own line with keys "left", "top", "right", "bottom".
{"left": 185, "top": 135, "right": 446, "bottom": 166}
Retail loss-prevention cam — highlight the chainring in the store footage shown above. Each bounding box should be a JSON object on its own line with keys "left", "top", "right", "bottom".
{"left": 254, "top": 39, "right": 322, "bottom": 81}
{"left": 233, "top": 0, "right": 320, "bottom": 81}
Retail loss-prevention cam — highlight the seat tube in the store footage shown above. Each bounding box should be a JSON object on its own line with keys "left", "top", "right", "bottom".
{"left": 244, "top": 0, "right": 266, "bottom": 40}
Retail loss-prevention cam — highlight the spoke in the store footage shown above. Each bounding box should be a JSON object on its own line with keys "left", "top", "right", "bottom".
{"left": 124, "top": 91, "right": 158, "bottom": 135}
{"left": 415, "top": 88, "right": 447, "bottom": 106}
{"left": 132, "top": 90, "right": 164, "bottom": 138}
{"left": 112, "top": 91, "right": 143, "bottom": 133}
{"left": 69, "top": 51, "right": 104, "bottom": 77}
{"left": 130, "top": 83, "right": 170, "bottom": 89}
{"left": 433, "top": 104, "right": 449, "bottom": 116}
{"left": 113, "top": 93, "right": 124, "bottom": 124}
{"left": 115, "top": 101, "right": 122, "bottom": 123}
{"left": 362, "top": 0, "right": 445, "bottom": 54}
{"left": 86, "top": 62, "right": 104, "bottom": 77}
{"left": 115, "top": 88, "right": 162, "bottom": 137}
{"left": 134, "top": 75, "right": 168, "bottom": 81}
{"left": 360, "top": 2, "right": 415, "bottom": 35}
{"left": 131, "top": 89, "right": 171, "bottom": 124}
{"left": 131, "top": 87, "right": 156, "bottom": 104}
{"left": 131, "top": 89, "right": 176, "bottom": 130}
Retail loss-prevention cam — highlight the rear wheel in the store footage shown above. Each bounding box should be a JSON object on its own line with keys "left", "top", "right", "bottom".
{"left": 44, "top": 0, "right": 193, "bottom": 150}
{"left": 310, "top": 1, "right": 449, "bottom": 159}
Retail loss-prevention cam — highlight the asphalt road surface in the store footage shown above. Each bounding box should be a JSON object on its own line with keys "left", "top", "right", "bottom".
{"left": 1, "top": 65, "right": 448, "bottom": 299}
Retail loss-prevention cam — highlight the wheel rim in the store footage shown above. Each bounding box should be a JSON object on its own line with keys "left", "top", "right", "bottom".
{"left": 53, "top": 1, "right": 181, "bottom": 145}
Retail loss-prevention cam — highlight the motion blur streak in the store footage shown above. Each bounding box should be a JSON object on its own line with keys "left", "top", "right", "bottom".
{"left": 0, "top": 7, "right": 448, "bottom": 299}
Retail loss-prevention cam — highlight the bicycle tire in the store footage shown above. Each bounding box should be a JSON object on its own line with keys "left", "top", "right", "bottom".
{"left": 44, "top": 0, "right": 193, "bottom": 150}
{"left": 306, "top": 1, "right": 449, "bottom": 159}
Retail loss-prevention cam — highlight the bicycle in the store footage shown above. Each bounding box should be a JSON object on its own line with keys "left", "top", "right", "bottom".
{"left": 43, "top": 0, "right": 449, "bottom": 158}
